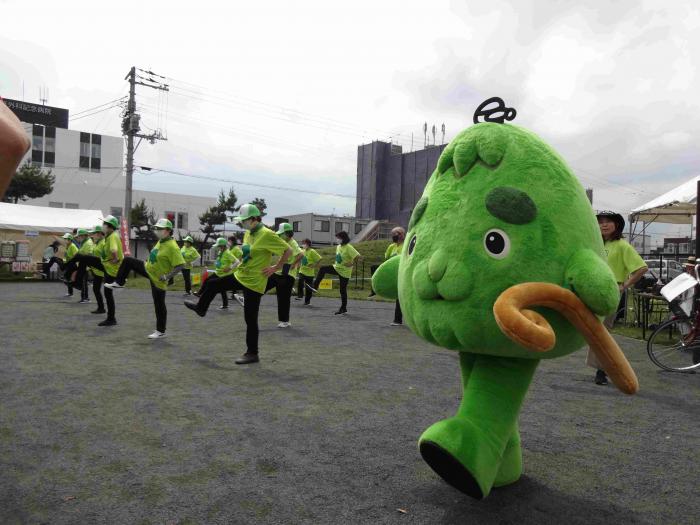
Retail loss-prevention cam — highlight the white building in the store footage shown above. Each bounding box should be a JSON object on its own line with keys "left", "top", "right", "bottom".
{"left": 8, "top": 98, "right": 216, "bottom": 242}
{"left": 274, "top": 212, "right": 372, "bottom": 246}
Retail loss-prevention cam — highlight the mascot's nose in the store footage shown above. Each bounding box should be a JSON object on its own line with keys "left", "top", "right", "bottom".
{"left": 428, "top": 249, "right": 449, "bottom": 282}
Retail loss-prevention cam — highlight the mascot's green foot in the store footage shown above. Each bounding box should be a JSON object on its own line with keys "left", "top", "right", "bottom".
{"left": 419, "top": 417, "right": 506, "bottom": 499}
{"left": 493, "top": 430, "right": 522, "bottom": 488}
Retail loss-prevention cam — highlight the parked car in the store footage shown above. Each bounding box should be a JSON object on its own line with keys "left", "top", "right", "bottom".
{"left": 643, "top": 259, "right": 683, "bottom": 284}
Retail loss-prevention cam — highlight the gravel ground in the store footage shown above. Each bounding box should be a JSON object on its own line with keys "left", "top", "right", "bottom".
{"left": 1, "top": 281, "right": 698, "bottom": 525}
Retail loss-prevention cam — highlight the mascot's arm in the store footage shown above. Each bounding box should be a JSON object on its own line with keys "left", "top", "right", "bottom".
{"left": 372, "top": 255, "right": 400, "bottom": 300}
{"left": 564, "top": 249, "right": 620, "bottom": 316}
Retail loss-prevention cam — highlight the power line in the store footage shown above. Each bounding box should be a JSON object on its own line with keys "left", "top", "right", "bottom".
{"left": 135, "top": 166, "right": 355, "bottom": 199}
{"left": 70, "top": 97, "right": 127, "bottom": 119}
{"left": 69, "top": 103, "right": 123, "bottom": 122}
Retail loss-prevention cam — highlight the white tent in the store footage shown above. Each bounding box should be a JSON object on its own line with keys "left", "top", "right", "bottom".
{"left": 0, "top": 202, "right": 103, "bottom": 232}
{"left": 630, "top": 175, "right": 700, "bottom": 225}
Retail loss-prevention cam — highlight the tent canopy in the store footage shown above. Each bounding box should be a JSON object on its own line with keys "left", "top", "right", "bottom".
{"left": 0, "top": 202, "right": 104, "bottom": 233}
{"left": 630, "top": 175, "right": 699, "bottom": 224}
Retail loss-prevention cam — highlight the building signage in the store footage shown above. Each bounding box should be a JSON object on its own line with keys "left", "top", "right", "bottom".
{"left": 24, "top": 230, "right": 39, "bottom": 237}
{"left": 3, "top": 98, "right": 69, "bottom": 129}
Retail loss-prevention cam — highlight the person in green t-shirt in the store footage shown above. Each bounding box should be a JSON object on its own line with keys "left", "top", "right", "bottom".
{"left": 201, "top": 237, "right": 240, "bottom": 309}
{"left": 104, "top": 218, "right": 185, "bottom": 339}
{"left": 307, "top": 230, "right": 360, "bottom": 315}
{"left": 588, "top": 211, "right": 648, "bottom": 385}
{"left": 75, "top": 228, "right": 94, "bottom": 303}
{"left": 179, "top": 235, "right": 200, "bottom": 296}
{"left": 61, "top": 233, "right": 78, "bottom": 297}
{"left": 262, "top": 223, "right": 303, "bottom": 328}
{"left": 87, "top": 225, "right": 106, "bottom": 315}
{"left": 64, "top": 215, "right": 124, "bottom": 326}
{"left": 295, "top": 238, "right": 321, "bottom": 305}
{"left": 185, "top": 203, "right": 292, "bottom": 365}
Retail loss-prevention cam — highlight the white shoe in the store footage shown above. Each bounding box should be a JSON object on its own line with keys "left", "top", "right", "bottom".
{"left": 390, "top": 322, "right": 402, "bottom": 326}
{"left": 218, "top": 305, "right": 229, "bottom": 310}
{"left": 148, "top": 331, "right": 166, "bottom": 339}
{"left": 234, "top": 294, "right": 245, "bottom": 307}
{"left": 104, "top": 282, "right": 124, "bottom": 290}
{"left": 277, "top": 321, "right": 290, "bottom": 328}
{"left": 64, "top": 293, "right": 73, "bottom": 297}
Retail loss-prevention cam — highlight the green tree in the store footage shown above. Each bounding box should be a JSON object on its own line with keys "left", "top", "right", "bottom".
{"left": 250, "top": 197, "right": 267, "bottom": 217}
{"left": 3, "top": 162, "right": 55, "bottom": 203}
{"left": 130, "top": 198, "right": 157, "bottom": 241}
{"left": 199, "top": 187, "right": 239, "bottom": 249}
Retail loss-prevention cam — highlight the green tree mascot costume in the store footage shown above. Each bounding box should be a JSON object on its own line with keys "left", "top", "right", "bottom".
{"left": 372, "top": 98, "right": 639, "bottom": 499}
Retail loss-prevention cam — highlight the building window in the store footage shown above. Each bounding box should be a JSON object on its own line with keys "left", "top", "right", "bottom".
{"left": 335, "top": 221, "right": 348, "bottom": 234}
{"left": 64, "top": 203, "right": 79, "bottom": 209}
{"left": 91, "top": 134, "right": 101, "bottom": 173}
{"left": 44, "top": 126, "right": 55, "bottom": 167}
{"left": 678, "top": 243, "right": 689, "bottom": 253}
{"left": 293, "top": 221, "right": 301, "bottom": 232}
{"left": 49, "top": 201, "right": 63, "bottom": 208}
{"left": 314, "top": 220, "right": 330, "bottom": 232}
{"left": 32, "top": 125, "right": 44, "bottom": 166}
{"left": 354, "top": 223, "right": 364, "bottom": 234}
{"left": 663, "top": 244, "right": 676, "bottom": 254}
{"left": 79, "top": 132, "right": 101, "bottom": 172}
{"left": 177, "top": 212, "right": 188, "bottom": 230}
{"left": 110, "top": 207, "right": 123, "bottom": 220}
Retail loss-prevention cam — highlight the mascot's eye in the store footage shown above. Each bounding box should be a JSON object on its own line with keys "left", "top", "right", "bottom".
{"left": 408, "top": 235, "right": 417, "bottom": 255}
{"left": 483, "top": 229, "right": 510, "bottom": 259}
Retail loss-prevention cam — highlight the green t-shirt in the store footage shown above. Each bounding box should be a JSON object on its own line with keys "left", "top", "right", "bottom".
{"left": 100, "top": 231, "right": 124, "bottom": 277}
{"left": 603, "top": 239, "right": 646, "bottom": 284}
{"left": 181, "top": 245, "right": 200, "bottom": 270}
{"left": 78, "top": 238, "right": 94, "bottom": 256}
{"left": 276, "top": 237, "right": 301, "bottom": 278}
{"left": 64, "top": 242, "right": 78, "bottom": 262}
{"left": 333, "top": 243, "right": 360, "bottom": 279}
{"left": 298, "top": 248, "right": 321, "bottom": 277}
{"left": 385, "top": 242, "right": 403, "bottom": 259}
{"left": 234, "top": 225, "right": 290, "bottom": 294}
{"left": 146, "top": 238, "right": 186, "bottom": 290}
{"left": 214, "top": 248, "right": 238, "bottom": 278}
{"left": 91, "top": 238, "right": 104, "bottom": 277}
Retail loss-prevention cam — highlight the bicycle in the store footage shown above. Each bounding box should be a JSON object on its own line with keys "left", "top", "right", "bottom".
{"left": 646, "top": 265, "right": 700, "bottom": 373}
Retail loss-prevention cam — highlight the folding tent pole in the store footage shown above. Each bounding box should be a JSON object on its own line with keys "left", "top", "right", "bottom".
{"left": 697, "top": 181, "right": 700, "bottom": 257}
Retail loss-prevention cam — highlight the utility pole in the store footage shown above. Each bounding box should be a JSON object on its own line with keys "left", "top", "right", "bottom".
{"left": 122, "top": 66, "right": 168, "bottom": 235}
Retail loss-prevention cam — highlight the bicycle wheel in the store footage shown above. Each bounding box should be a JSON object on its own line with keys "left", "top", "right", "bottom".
{"left": 647, "top": 318, "right": 700, "bottom": 373}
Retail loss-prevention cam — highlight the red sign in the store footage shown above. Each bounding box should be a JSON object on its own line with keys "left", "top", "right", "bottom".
{"left": 120, "top": 217, "right": 131, "bottom": 256}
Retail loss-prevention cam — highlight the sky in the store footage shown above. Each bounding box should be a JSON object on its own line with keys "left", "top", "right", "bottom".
{"left": 1, "top": 0, "right": 699, "bottom": 243}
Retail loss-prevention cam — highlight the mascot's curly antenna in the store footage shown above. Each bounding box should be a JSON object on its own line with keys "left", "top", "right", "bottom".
{"left": 473, "top": 97, "right": 517, "bottom": 124}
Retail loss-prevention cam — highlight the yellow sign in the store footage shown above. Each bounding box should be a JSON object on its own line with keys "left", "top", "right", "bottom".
{"left": 319, "top": 278, "right": 333, "bottom": 290}
{"left": 192, "top": 272, "right": 202, "bottom": 285}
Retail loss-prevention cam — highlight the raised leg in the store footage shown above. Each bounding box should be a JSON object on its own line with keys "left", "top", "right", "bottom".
{"left": 419, "top": 353, "right": 538, "bottom": 499}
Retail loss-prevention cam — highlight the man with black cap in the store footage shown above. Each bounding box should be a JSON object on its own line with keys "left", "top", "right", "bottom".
{"left": 588, "top": 210, "right": 647, "bottom": 385}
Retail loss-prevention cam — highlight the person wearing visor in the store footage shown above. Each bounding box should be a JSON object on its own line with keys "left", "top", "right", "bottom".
{"left": 104, "top": 218, "right": 185, "bottom": 339}
{"left": 587, "top": 210, "right": 647, "bottom": 385}
{"left": 179, "top": 235, "right": 200, "bottom": 296}
{"left": 64, "top": 215, "right": 124, "bottom": 326}
{"left": 294, "top": 238, "right": 321, "bottom": 306}
{"left": 61, "top": 233, "right": 78, "bottom": 297}
{"left": 263, "top": 222, "right": 302, "bottom": 328}
{"left": 193, "top": 237, "right": 240, "bottom": 311}
{"left": 88, "top": 225, "right": 106, "bottom": 314}
{"left": 185, "top": 203, "right": 292, "bottom": 364}
{"left": 75, "top": 228, "right": 94, "bottom": 304}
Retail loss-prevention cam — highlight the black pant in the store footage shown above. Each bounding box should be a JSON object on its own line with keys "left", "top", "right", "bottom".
{"left": 43, "top": 256, "right": 63, "bottom": 276}
{"left": 394, "top": 299, "right": 403, "bottom": 324}
{"left": 200, "top": 274, "right": 232, "bottom": 307}
{"left": 195, "top": 274, "right": 263, "bottom": 353}
{"left": 182, "top": 268, "right": 192, "bottom": 293}
{"left": 115, "top": 257, "right": 168, "bottom": 332}
{"left": 92, "top": 274, "right": 105, "bottom": 310}
{"left": 70, "top": 255, "right": 114, "bottom": 319}
{"left": 265, "top": 273, "right": 294, "bottom": 322}
{"left": 80, "top": 272, "right": 89, "bottom": 300}
{"left": 314, "top": 266, "right": 349, "bottom": 310}
{"left": 297, "top": 274, "right": 314, "bottom": 304}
